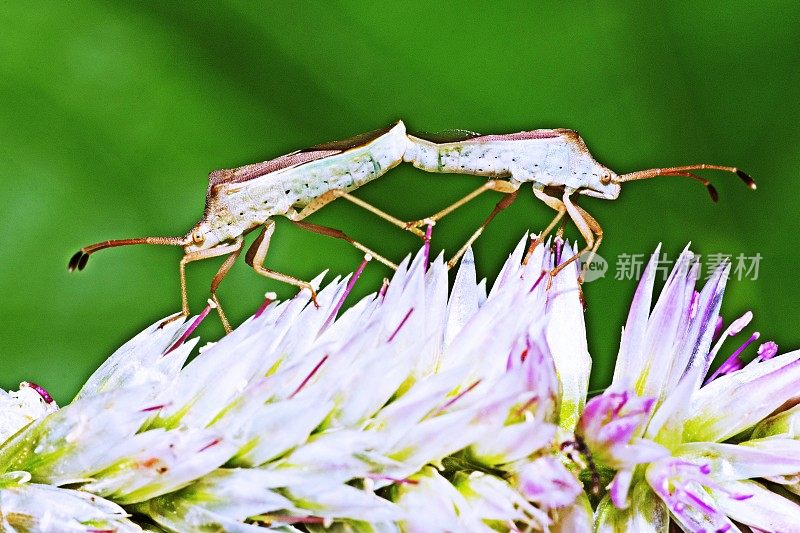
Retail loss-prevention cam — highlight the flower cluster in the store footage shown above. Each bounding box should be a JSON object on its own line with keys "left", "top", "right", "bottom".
{"left": 1, "top": 236, "right": 799, "bottom": 532}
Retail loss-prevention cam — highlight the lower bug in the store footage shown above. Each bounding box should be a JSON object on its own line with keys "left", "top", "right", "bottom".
{"left": 69, "top": 122, "right": 420, "bottom": 332}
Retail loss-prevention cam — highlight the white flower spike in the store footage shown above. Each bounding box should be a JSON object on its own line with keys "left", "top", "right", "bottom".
{"left": 2, "top": 239, "right": 798, "bottom": 532}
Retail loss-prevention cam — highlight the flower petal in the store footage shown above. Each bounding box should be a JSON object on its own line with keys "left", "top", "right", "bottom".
{"left": 552, "top": 492, "right": 593, "bottom": 533}
{"left": 0, "top": 383, "right": 58, "bottom": 445}
{"left": 133, "top": 468, "right": 296, "bottom": 530}
{"left": 611, "top": 246, "right": 660, "bottom": 392}
{"left": 710, "top": 479, "right": 800, "bottom": 532}
{"left": 676, "top": 440, "right": 800, "bottom": 482}
{"left": 393, "top": 466, "right": 492, "bottom": 532}
{"left": 457, "top": 472, "right": 550, "bottom": 528}
{"left": 682, "top": 350, "right": 800, "bottom": 443}
{"left": 515, "top": 456, "right": 582, "bottom": 509}
{"left": 546, "top": 240, "right": 591, "bottom": 431}
{"left": 594, "top": 483, "right": 669, "bottom": 533}
{"left": 0, "top": 386, "right": 156, "bottom": 484}
{"left": 82, "top": 428, "right": 240, "bottom": 504}
{"left": 0, "top": 477, "right": 140, "bottom": 532}
{"left": 751, "top": 402, "right": 800, "bottom": 439}
{"left": 75, "top": 314, "right": 195, "bottom": 400}
{"left": 471, "top": 420, "right": 557, "bottom": 465}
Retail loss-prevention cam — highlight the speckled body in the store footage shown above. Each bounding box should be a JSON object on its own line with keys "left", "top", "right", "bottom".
{"left": 403, "top": 128, "right": 621, "bottom": 200}
{"left": 190, "top": 121, "right": 408, "bottom": 251}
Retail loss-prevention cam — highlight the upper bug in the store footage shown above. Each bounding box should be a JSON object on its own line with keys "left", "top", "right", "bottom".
{"left": 403, "top": 127, "right": 756, "bottom": 272}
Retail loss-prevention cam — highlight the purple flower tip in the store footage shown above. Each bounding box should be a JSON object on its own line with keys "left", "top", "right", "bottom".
{"left": 23, "top": 381, "right": 54, "bottom": 404}
{"left": 165, "top": 304, "right": 213, "bottom": 355}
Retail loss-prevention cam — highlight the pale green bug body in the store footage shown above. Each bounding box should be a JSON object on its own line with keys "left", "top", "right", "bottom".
{"left": 189, "top": 121, "right": 408, "bottom": 252}
{"left": 403, "top": 129, "right": 621, "bottom": 200}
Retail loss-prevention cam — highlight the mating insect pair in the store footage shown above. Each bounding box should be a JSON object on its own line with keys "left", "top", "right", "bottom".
{"left": 69, "top": 120, "right": 756, "bottom": 332}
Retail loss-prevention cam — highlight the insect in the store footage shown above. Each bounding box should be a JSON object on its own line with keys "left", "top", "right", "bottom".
{"left": 402, "top": 128, "right": 756, "bottom": 276}
{"left": 69, "top": 121, "right": 422, "bottom": 332}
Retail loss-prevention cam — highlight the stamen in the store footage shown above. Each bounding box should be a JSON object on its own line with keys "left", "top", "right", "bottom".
{"left": 756, "top": 341, "right": 778, "bottom": 361}
{"left": 730, "top": 331, "right": 760, "bottom": 360}
{"left": 289, "top": 355, "right": 329, "bottom": 398}
{"left": 254, "top": 292, "right": 278, "bottom": 319}
{"left": 728, "top": 311, "right": 753, "bottom": 335}
{"left": 320, "top": 255, "right": 371, "bottom": 334}
{"left": 387, "top": 308, "right": 414, "bottom": 343}
{"left": 164, "top": 304, "right": 212, "bottom": 355}
{"left": 708, "top": 311, "right": 754, "bottom": 362}
{"left": 140, "top": 403, "right": 168, "bottom": 413}
{"left": 704, "top": 332, "right": 759, "bottom": 385}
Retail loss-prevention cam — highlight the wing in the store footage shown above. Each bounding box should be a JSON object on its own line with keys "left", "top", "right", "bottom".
{"left": 208, "top": 121, "right": 404, "bottom": 187}
{"left": 208, "top": 150, "right": 340, "bottom": 187}
{"left": 304, "top": 120, "right": 402, "bottom": 152}
{"left": 410, "top": 128, "right": 483, "bottom": 143}
{"left": 413, "top": 128, "right": 575, "bottom": 144}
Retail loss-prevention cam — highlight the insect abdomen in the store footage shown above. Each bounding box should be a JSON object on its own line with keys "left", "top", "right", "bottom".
{"left": 282, "top": 121, "right": 407, "bottom": 208}
{"left": 405, "top": 137, "right": 526, "bottom": 177}
{"left": 405, "top": 135, "right": 566, "bottom": 183}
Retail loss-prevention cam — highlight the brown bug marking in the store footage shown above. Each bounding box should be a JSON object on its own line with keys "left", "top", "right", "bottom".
{"left": 467, "top": 128, "right": 570, "bottom": 143}
{"left": 209, "top": 150, "right": 340, "bottom": 186}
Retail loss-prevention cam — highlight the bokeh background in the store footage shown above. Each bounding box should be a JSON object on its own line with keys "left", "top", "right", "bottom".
{"left": 1, "top": 3, "right": 797, "bottom": 404}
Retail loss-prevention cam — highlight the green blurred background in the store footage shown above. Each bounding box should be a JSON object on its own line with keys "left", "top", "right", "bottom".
{"left": 1, "top": 3, "right": 797, "bottom": 404}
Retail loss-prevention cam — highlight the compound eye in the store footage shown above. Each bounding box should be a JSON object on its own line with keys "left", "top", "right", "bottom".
{"left": 192, "top": 229, "right": 205, "bottom": 244}
{"left": 600, "top": 172, "right": 612, "bottom": 185}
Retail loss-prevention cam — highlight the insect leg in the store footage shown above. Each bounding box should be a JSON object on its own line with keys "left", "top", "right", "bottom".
{"left": 287, "top": 219, "right": 398, "bottom": 270}
{"left": 209, "top": 236, "right": 244, "bottom": 333}
{"left": 245, "top": 220, "right": 320, "bottom": 306}
{"left": 291, "top": 189, "right": 426, "bottom": 239}
{"left": 522, "top": 185, "right": 567, "bottom": 265}
{"left": 550, "top": 193, "right": 602, "bottom": 280}
{"left": 407, "top": 179, "right": 520, "bottom": 229}
{"left": 566, "top": 204, "right": 603, "bottom": 283}
{"left": 445, "top": 190, "right": 520, "bottom": 269}
{"left": 160, "top": 237, "right": 244, "bottom": 330}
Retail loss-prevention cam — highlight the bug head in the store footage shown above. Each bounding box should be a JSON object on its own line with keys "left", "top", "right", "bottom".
{"left": 613, "top": 164, "right": 756, "bottom": 202}
{"left": 183, "top": 219, "right": 222, "bottom": 253}
{"left": 579, "top": 164, "right": 622, "bottom": 200}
